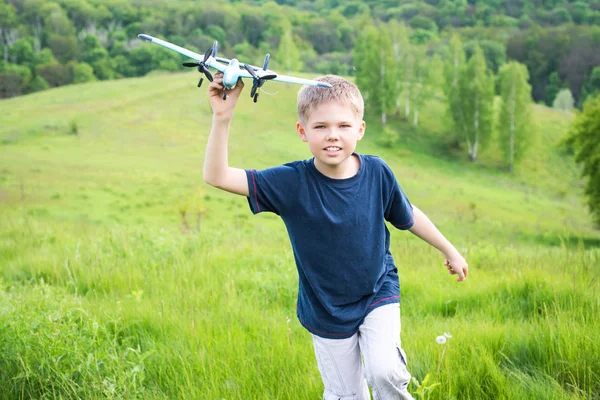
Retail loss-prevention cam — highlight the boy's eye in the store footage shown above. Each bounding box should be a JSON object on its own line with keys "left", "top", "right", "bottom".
{"left": 315, "top": 125, "right": 325, "bottom": 129}
{"left": 340, "top": 124, "right": 351, "bottom": 128}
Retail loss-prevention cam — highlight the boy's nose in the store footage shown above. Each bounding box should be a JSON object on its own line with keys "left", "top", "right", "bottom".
{"left": 326, "top": 130, "right": 340, "bottom": 140}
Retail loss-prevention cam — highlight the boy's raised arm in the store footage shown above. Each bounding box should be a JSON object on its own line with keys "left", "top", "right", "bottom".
{"left": 203, "top": 74, "right": 249, "bottom": 197}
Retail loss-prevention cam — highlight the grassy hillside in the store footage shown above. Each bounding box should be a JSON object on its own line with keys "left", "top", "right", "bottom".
{"left": 1, "top": 72, "right": 599, "bottom": 399}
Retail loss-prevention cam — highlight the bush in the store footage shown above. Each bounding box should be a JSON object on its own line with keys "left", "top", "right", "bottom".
{"left": 553, "top": 88, "right": 574, "bottom": 111}
{"left": 72, "top": 62, "right": 97, "bottom": 84}
{"left": 27, "top": 75, "right": 50, "bottom": 93}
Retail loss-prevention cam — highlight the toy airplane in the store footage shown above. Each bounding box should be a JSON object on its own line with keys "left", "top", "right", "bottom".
{"left": 138, "top": 34, "right": 332, "bottom": 102}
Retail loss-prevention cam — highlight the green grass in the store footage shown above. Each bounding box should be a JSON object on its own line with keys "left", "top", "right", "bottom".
{"left": 1, "top": 72, "right": 599, "bottom": 399}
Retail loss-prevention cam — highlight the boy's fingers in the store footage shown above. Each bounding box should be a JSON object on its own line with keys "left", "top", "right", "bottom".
{"left": 231, "top": 77, "right": 245, "bottom": 94}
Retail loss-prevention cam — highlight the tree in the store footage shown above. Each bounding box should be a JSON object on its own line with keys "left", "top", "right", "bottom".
{"left": 545, "top": 71, "right": 561, "bottom": 106}
{"left": 498, "top": 62, "right": 534, "bottom": 172}
{"left": 553, "top": 88, "right": 574, "bottom": 111}
{"left": 464, "top": 40, "right": 506, "bottom": 73}
{"left": 377, "top": 26, "right": 397, "bottom": 125}
{"left": 444, "top": 34, "right": 468, "bottom": 149}
{"left": 579, "top": 67, "right": 600, "bottom": 107}
{"left": 72, "top": 62, "right": 96, "bottom": 83}
{"left": 354, "top": 24, "right": 396, "bottom": 125}
{"left": 0, "top": 70, "right": 23, "bottom": 98}
{"left": 387, "top": 21, "right": 409, "bottom": 117}
{"left": 0, "top": 2, "right": 18, "bottom": 63}
{"left": 564, "top": 94, "right": 600, "bottom": 227}
{"left": 354, "top": 25, "right": 380, "bottom": 116}
{"left": 277, "top": 29, "right": 302, "bottom": 74}
{"left": 36, "top": 62, "right": 72, "bottom": 87}
{"left": 460, "top": 45, "right": 495, "bottom": 161}
{"left": 409, "top": 49, "right": 441, "bottom": 127}
{"left": 27, "top": 75, "right": 49, "bottom": 93}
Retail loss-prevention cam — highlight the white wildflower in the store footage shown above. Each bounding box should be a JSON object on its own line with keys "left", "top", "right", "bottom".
{"left": 436, "top": 335, "right": 447, "bottom": 345}
{"left": 444, "top": 332, "right": 452, "bottom": 338}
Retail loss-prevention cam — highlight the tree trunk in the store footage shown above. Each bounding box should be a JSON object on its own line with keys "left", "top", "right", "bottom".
{"left": 404, "top": 91, "right": 410, "bottom": 119}
{"left": 509, "top": 82, "right": 516, "bottom": 173}
{"left": 381, "top": 111, "right": 387, "bottom": 125}
{"left": 471, "top": 97, "right": 479, "bottom": 161}
{"left": 413, "top": 107, "right": 419, "bottom": 126}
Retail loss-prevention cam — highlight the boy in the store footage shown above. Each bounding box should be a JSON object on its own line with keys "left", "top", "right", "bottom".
{"left": 203, "top": 74, "right": 468, "bottom": 400}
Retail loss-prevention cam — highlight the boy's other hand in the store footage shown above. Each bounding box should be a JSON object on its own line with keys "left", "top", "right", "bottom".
{"left": 444, "top": 255, "right": 468, "bottom": 282}
{"left": 208, "top": 73, "right": 244, "bottom": 120}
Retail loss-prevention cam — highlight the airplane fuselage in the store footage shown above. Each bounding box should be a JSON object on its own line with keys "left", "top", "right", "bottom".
{"left": 223, "top": 59, "right": 241, "bottom": 89}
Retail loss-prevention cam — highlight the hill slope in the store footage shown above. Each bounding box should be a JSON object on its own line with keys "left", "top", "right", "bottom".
{"left": 0, "top": 71, "right": 597, "bottom": 246}
{"left": 0, "top": 73, "right": 599, "bottom": 399}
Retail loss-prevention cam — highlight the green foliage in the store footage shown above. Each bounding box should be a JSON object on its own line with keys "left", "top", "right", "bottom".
{"left": 544, "top": 72, "right": 561, "bottom": 106}
{"left": 460, "top": 45, "right": 495, "bottom": 161}
{"left": 276, "top": 30, "right": 303, "bottom": 74}
{"left": 444, "top": 37, "right": 496, "bottom": 161}
{"left": 498, "top": 62, "right": 534, "bottom": 172}
{"left": 35, "top": 62, "right": 72, "bottom": 87}
{"left": 0, "top": 0, "right": 599, "bottom": 104}
{"left": 464, "top": 40, "right": 506, "bottom": 73}
{"left": 27, "top": 75, "right": 49, "bottom": 93}
{"left": 47, "top": 34, "right": 78, "bottom": 63}
{"left": 553, "top": 88, "right": 574, "bottom": 111}
{"left": 72, "top": 62, "right": 96, "bottom": 84}
{"left": 579, "top": 67, "right": 600, "bottom": 107}
{"left": 379, "top": 125, "right": 399, "bottom": 148}
{"left": 565, "top": 94, "right": 600, "bottom": 227}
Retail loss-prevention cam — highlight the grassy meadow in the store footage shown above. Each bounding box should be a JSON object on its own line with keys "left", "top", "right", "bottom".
{"left": 1, "top": 71, "right": 599, "bottom": 399}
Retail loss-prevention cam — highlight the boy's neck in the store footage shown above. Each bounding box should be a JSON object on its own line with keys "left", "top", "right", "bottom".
{"left": 314, "top": 154, "right": 360, "bottom": 180}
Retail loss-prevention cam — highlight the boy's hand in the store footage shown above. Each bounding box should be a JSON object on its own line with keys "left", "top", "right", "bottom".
{"left": 444, "top": 255, "right": 468, "bottom": 282}
{"left": 208, "top": 73, "right": 244, "bottom": 120}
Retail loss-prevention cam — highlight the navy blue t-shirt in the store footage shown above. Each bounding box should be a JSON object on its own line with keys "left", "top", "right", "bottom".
{"left": 245, "top": 153, "right": 414, "bottom": 339}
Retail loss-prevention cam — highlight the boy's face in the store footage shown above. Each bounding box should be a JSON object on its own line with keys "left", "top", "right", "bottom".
{"left": 296, "top": 100, "right": 365, "bottom": 175}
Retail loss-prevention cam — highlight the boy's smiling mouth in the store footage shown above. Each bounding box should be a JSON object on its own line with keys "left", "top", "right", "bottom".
{"left": 325, "top": 146, "right": 341, "bottom": 153}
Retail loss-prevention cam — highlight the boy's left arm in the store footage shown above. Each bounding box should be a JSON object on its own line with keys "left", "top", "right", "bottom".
{"left": 408, "top": 205, "right": 468, "bottom": 282}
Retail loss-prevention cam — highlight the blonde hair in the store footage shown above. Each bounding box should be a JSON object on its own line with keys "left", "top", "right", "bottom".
{"left": 297, "top": 75, "right": 364, "bottom": 123}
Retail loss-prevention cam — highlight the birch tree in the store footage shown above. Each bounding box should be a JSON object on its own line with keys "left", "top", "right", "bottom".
{"left": 410, "top": 51, "right": 443, "bottom": 126}
{"left": 277, "top": 29, "right": 302, "bottom": 74}
{"left": 354, "top": 25, "right": 395, "bottom": 125}
{"left": 565, "top": 94, "right": 600, "bottom": 227}
{"left": 354, "top": 25, "right": 379, "bottom": 108}
{"left": 387, "top": 21, "right": 409, "bottom": 116}
{"left": 444, "top": 35, "right": 468, "bottom": 145}
{"left": 0, "top": 3, "right": 18, "bottom": 63}
{"left": 378, "top": 26, "right": 396, "bottom": 125}
{"left": 460, "top": 44, "right": 495, "bottom": 161}
{"left": 498, "top": 61, "right": 533, "bottom": 172}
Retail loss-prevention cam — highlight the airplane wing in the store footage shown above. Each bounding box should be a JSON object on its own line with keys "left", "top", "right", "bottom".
{"left": 270, "top": 74, "right": 333, "bottom": 88}
{"left": 138, "top": 34, "right": 227, "bottom": 73}
{"left": 139, "top": 34, "right": 331, "bottom": 88}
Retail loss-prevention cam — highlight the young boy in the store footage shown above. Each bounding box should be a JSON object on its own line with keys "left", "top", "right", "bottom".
{"left": 203, "top": 74, "right": 468, "bottom": 400}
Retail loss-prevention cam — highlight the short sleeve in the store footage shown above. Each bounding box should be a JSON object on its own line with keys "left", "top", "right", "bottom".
{"left": 381, "top": 163, "right": 414, "bottom": 230}
{"left": 246, "top": 164, "right": 299, "bottom": 215}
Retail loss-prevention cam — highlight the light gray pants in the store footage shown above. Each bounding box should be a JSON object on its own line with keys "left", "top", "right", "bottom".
{"left": 312, "top": 303, "right": 414, "bottom": 400}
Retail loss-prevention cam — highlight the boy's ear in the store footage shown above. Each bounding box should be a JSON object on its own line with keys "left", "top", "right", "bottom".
{"left": 357, "top": 120, "right": 366, "bottom": 141}
{"left": 296, "top": 121, "right": 308, "bottom": 142}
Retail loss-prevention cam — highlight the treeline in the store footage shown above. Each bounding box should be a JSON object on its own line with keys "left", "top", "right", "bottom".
{"left": 0, "top": 0, "right": 599, "bottom": 106}
{"left": 354, "top": 24, "right": 534, "bottom": 172}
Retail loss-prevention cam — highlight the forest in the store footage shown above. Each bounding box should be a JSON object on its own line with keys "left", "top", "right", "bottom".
{"left": 1, "top": 0, "right": 600, "bottom": 108}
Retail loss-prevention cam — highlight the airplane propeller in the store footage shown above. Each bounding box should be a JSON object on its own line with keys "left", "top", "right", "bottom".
{"left": 182, "top": 45, "right": 215, "bottom": 88}
{"left": 244, "top": 54, "right": 277, "bottom": 103}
